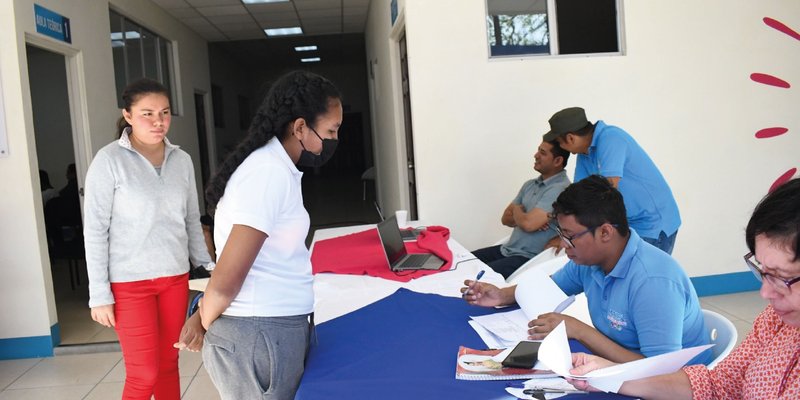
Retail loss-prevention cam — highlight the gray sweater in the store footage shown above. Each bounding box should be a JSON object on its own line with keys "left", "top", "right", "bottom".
{"left": 83, "top": 132, "right": 211, "bottom": 307}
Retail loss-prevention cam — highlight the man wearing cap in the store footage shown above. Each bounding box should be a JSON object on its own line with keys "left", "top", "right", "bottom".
{"left": 543, "top": 107, "right": 681, "bottom": 254}
{"left": 471, "top": 138, "right": 571, "bottom": 279}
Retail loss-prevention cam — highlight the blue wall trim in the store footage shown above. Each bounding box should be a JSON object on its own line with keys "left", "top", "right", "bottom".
{"left": 0, "top": 324, "right": 58, "bottom": 360}
{"left": 692, "top": 271, "right": 761, "bottom": 297}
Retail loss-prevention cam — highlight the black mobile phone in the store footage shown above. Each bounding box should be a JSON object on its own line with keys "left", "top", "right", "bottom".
{"left": 501, "top": 341, "right": 541, "bottom": 369}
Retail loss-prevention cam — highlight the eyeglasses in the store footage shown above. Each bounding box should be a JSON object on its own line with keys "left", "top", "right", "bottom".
{"left": 745, "top": 252, "right": 800, "bottom": 294}
{"left": 553, "top": 225, "right": 596, "bottom": 248}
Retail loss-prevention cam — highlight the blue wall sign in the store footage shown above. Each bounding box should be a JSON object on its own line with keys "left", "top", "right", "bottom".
{"left": 34, "top": 4, "right": 71, "bottom": 44}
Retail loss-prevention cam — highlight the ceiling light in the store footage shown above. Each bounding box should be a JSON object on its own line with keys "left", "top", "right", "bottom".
{"left": 264, "top": 27, "right": 303, "bottom": 36}
{"left": 294, "top": 45, "right": 318, "bottom": 52}
{"left": 301, "top": 57, "right": 321, "bottom": 63}
{"left": 242, "top": 0, "right": 289, "bottom": 4}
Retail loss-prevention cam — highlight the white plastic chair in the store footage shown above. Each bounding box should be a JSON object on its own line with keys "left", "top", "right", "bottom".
{"left": 492, "top": 235, "right": 510, "bottom": 246}
{"left": 702, "top": 309, "right": 738, "bottom": 368}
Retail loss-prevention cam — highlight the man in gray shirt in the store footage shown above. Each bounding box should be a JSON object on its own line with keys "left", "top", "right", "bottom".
{"left": 472, "top": 138, "right": 571, "bottom": 279}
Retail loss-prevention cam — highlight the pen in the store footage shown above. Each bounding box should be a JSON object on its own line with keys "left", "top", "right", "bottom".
{"left": 463, "top": 270, "right": 485, "bottom": 298}
{"left": 475, "top": 270, "right": 485, "bottom": 281}
{"left": 553, "top": 294, "right": 576, "bottom": 314}
{"left": 523, "top": 388, "right": 584, "bottom": 395}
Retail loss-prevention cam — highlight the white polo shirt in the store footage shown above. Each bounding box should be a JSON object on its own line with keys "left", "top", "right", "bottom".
{"left": 213, "top": 137, "right": 313, "bottom": 317}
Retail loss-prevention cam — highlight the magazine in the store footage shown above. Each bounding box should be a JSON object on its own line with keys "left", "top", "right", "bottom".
{"left": 455, "top": 346, "right": 558, "bottom": 381}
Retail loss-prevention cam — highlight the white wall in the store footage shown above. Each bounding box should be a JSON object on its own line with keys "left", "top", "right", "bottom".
{"left": 364, "top": 0, "right": 408, "bottom": 214}
{"left": 369, "top": 0, "right": 800, "bottom": 278}
{"left": 0, "top": 0, "right": 212, "bottom": 349}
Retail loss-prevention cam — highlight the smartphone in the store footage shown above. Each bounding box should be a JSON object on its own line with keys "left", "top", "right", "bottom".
{"left": 501, "top": 341, "right": 541, "bottom": 369}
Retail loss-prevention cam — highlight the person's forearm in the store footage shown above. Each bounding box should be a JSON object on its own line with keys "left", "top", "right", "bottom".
{"left": 572, "top": 324, "right": 644, "bottom": 363}
{"left": 501, "top": 205, "right": 516, "bottom": 227}
{"left": 512, "top": 208, "right": 550, "bottom": 232}
{"left": 501, "top": 286, "right": 517, "bottom": 305}
{"left": 619, "top": 371, "right": 693, "bottom": 399}
{"left": 200, "top": 273, "right": 247, "bottom": 328}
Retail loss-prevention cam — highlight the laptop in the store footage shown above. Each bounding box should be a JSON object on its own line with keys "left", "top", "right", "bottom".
{"left": 376, "top": 215, "right": 445, "bottom": 271}
{"left": 374, "top": 201, "right": 422, "bottom": 241}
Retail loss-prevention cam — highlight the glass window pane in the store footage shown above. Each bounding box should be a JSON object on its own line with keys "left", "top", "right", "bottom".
{"left": 159, "top": 39, "right": 175, "bottom": 109}
{"left": 486, "top": 0, "right": 550, "bottom": 57}
{"left": 555, "top": 0, "right": 618, "bottom": 54}
{"left": 108, "top": 10, "right": 177, "bottom": 113}
{"left": 109, "top": 10, "right": 127, "bottom": 108}
{"left": 141, "top": 27, "right": 159, "bottom": 80}
{"left": 125, "top": 21, "right": 144, "bottom": 81}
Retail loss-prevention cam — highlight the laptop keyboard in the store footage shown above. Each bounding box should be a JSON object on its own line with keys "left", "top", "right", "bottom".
{"left": 401, "top": 254, "right": 429, "bottom": 269}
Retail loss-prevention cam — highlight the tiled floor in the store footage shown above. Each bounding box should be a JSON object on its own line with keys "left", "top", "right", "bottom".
{"left": 7, "top": 170, "right": 770, "bottom": 398}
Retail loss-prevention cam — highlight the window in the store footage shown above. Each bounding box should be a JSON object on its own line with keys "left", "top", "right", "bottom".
{"left": 109, "top": 10, "right": 176, "bottom": 111}
{"left": 486, "top": 0, "right": 621, "bottom": 58}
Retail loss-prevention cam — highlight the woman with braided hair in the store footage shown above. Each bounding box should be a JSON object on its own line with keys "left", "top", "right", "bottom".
{"left": 199, "top": 71, "right": 342, "bottom": 399}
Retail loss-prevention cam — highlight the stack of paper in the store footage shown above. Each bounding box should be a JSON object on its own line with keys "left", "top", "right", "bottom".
{"left": 469, "top": 267, "right": 574, "bottom": 348}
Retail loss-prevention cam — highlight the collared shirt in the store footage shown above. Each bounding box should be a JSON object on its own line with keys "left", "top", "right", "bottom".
{"left": 551, "top": 230, "right": 710, "bottom": 363}
{"left": 84, "top": 129, "right": 211, "bottom": 307}
{"left": 501, "top": 170, "right": 571, "bottom": 259}
{"left": 574, "top": 121, "right": 681, "bottom": 239}
{"left": 213, "top": 136, "right": 314, "bottom": 317}
{"left": 684, "top": 306, "right": 800, "bottom": 399}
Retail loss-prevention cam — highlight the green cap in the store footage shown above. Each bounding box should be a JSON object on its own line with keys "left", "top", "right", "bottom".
{"left": 543, "top": 107, "right": 589, "bottom": 141}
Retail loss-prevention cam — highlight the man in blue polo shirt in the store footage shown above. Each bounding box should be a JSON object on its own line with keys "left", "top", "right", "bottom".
{"left": 472, "top": 137, "right": 571, "bottom": 279}
{"left": 462, "top": 176, "right": 709, "bottom": 364}
{"left": 542, "top": 107, "right": 681, "bottom": 254}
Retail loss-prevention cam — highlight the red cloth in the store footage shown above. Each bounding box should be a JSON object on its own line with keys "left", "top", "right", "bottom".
{"left": 311, "top": 226, "right": 453, "bottom": 282}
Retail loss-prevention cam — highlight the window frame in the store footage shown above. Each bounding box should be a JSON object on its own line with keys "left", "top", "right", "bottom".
{"left": 109, "top": 9, "right": 180, "bottom": 114}
{"left": 484, "top": 0, "right": 626, "bottom": 60}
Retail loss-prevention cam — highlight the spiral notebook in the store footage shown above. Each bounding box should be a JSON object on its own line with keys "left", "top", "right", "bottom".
{"left": 455, "top": 346, "right": 557, "bottom": 381}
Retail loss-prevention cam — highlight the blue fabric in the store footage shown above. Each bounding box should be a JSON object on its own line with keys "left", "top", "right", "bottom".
{"left": 574, "top": 121, "right": 681, "bottom": 239}
{"left": 642, "top": 230, "right": 678, "bottom": 255}
{"left": 502, "top": 170, "right": 571, "bottom": 258}
{"left": 296, "top": 289, "right": 634, "bottom": 400}
{"left": 551, "top": 230, "right": 711, "bottom": 365}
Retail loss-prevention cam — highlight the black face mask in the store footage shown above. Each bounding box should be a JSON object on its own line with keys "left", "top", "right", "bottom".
{"left": 297, "top": 126, "right": 338, "bottom": 168}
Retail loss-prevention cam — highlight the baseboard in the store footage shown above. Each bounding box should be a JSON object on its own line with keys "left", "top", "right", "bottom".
{"left": 0, "top": 324, "right": 59, "bottom": 360}
{"left": 692, "top": 271, "right": 761, "bottom": 297}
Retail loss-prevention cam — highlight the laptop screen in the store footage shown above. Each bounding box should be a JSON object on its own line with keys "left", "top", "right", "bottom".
{"left": 376, "top": 215, "right": 407, "bottom": 266}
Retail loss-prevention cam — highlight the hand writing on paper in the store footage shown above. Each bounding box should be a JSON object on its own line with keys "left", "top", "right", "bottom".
{"left": 460, "top": 280, "right": 505, "bottom": 307}
{"left": 566, "top": 353, "right": 617, "bottom": 392}
{"left": 528, "top": 312, "right": 584, "bottom": 340}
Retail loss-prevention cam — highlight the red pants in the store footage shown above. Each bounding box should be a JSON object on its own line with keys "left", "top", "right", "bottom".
{"left": 112, "top": 273, "right": 188, "bottom": 400}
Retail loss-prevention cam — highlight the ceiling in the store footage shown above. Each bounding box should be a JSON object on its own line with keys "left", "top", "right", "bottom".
{"left": 150, "top": 0, "right": 371, "bottom": 42}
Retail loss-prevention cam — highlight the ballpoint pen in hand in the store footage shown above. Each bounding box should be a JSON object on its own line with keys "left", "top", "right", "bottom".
{"left": 463, "top": 270, "right": 485, "bottom": 297}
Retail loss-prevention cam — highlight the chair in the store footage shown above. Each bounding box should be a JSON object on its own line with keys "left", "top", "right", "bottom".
{"left": 44, "top": 197, "right": 85, "bottom": 290}
{"left": 702, "top": 309, "right": 738, "bottom": 368}
{"left": 361, "top": 166, "right": 376, "bottom": 201}
{"left": 492, "top": 235, "right": 510, "bottom": 246}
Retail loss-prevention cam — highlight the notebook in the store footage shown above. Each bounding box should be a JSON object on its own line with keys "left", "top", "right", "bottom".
{"left": 376, "top": 215, "right": 444, "bottom": 271}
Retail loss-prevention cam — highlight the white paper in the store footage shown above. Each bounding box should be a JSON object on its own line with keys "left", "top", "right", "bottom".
{"left": 514, "top": 267, "right": 569, "bottom": 320}
{"left": 470, "top": 309, "right": 530, "bottom": 345}
{"left": 538, "top": 321, "right": 579, "bottom": 377}
{"left": 467, "top": 320, "right": 505, "bottom": 349}
{"left": 587, "top": 344, "right": 714, "bottom": 393}
{"left": 538, "top": 321, "right": 714, "bottom": 393}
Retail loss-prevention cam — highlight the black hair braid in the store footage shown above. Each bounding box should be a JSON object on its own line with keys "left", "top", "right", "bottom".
{"left": 205, "top": 71, "right": 341, "bottom": 208}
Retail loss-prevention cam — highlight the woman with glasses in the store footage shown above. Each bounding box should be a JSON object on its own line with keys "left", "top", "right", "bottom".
{"left": 569, "top": 178, "right": 800, "bottom": 399}
{"left": 462, "top": 176, "right": 709, "bottom": 364}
